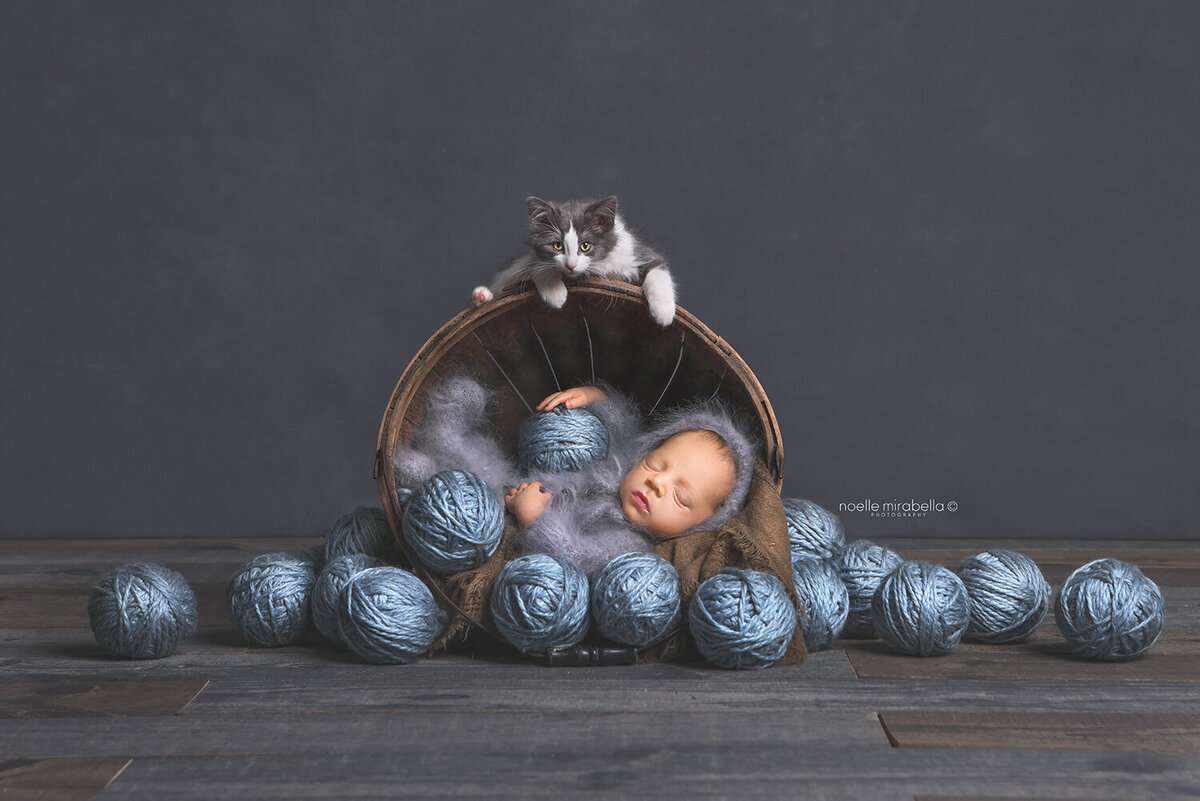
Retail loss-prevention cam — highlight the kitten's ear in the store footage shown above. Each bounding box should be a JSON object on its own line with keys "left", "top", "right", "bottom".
{"left": 526, "top": 196, "right": 555, "bottom": 233}
{"left": 587, "top": 196, "right": 618, "bottom": 230}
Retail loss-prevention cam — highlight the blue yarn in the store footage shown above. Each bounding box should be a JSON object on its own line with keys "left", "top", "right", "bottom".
{"left": 835, "top": 540, "right": 904, "bottom": 638}
{"left": 791, "top": 557, "right": 850, "bottom": 652}
{"left": 957, "top": 549, "right": 1050, "bottom": 643}
{"left": 311, "top": 553, "right": 385, "bottom": 640}
{"left": 782, "top": 498, "right": 846, "bottom": 561}
{"left": 87, "top": 562, "right": 198, "bottom": 659}
{"left": 402, "top": 470, "right": 504, "bottom": 575}
{"left": 688, "top": 568, "right": 797, "bottom": 670}
{"left": 297, "top": 543, "right": 328, "bottom": 573}
{"left": 1054, "top": 558, "right": 1164, "bottom": 661}
{"left": 591, "top": 552, "right": 682, "bottom": 647}
{"left": 490, "top": 554, "right": 590, "bottom": 653}
{"left": 872, "top": 560, "right": 971, "bottom": 656}
{"left": 517, "top": 406, "right": 610, "bottom": 474}
{"left": 337, "top": 566, "right": 448, "bottom": 664}
{"left": 226, "top": 552, "right": 316, "bottom": 647}
{"left": 325, "top": 506, "right": 397, "bottom": 562}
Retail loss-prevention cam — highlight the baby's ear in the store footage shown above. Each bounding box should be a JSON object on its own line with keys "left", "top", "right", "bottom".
{"left": 587, "top": 196, "right": 618, "bottom": 230}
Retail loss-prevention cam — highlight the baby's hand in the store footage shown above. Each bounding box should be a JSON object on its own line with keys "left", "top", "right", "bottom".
{"left": 536, "top": 386, "right": 608, "bottom": 412}
{"left": 505, "top": 481, "right": 552, "bottom": 528}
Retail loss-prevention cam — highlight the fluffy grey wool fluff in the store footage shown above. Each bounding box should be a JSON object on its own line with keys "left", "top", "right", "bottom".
{"left": 391, "top": 374, "right": 517, "bottom": 500}
{"left": 393, "top": 374, "right": 759, "bottom": 576}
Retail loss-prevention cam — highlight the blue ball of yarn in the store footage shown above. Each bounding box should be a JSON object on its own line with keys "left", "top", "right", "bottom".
{"left": 957, "top": 549, "right": 1051, "bottom": 643}
{"left": 517, "top": 406, "right": 610, "bottom": 474}
{"left": 688, "top": 568, "right": 797, "bottom": 670}
{"left": 490, "top": 554, "right": 590, "bottom": 653}
{"left": 872, "top": 560, "right": 971, "bottom": 656}
{"left": 226, "top": 552, "right": 316, "bottom": 647}
{"left": 338, "top": 566, "right": 448, "bottom": 664}
{"left": 1054, "top": 558, "right": 1164, "bottom": 661}
{"left": 835, "top": 540, "right": 904, "bottom": 638}
{"left": 297, "top": 542, "right": 328, "bottom": 573}
{"left": 312, "top": 553, "right": 385, "bottom": 640}
{"left": 791, "top": 557, "right": 850, "bottom": 652}
{"left": 87, "top": 562, "right": 198, "bottom": 659}
{"left": 591, "top": 552, "right": 682, "bottom": 647}
{"left": 402, "top": 470, "right": 504, "bottom": 575}
{"left": 326, "top": 506, "right": 397, "bottom": 563}
{"left": 783, "top": 498, "right": 845, "bottom": 561}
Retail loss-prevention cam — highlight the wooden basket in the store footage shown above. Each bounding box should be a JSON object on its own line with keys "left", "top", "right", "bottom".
{"left": 374, "top": 277, "right": 785, "bottom": 655}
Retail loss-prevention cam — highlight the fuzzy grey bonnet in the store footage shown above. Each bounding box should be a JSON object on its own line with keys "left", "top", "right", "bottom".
{"left": 632, "top": 400, "right": 760, "bottom": 537}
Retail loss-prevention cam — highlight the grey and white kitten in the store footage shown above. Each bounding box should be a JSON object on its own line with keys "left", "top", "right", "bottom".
{"left": 471, "top": 196, "right": 676, "bottom": 326}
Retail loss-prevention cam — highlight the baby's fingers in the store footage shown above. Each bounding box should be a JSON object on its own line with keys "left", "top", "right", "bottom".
{"left": 554, "top": 389, "right": 585, "bottom": 409}
{"left": 536, "top": 392, "right": 564, "bottom": 411}
{"left": 538, "top": 387, "right": 593, "bottom": 411}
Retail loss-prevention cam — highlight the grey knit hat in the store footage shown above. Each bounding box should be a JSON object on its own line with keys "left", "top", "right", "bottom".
{"left": 632, "top": 399, "right": 760, "bottom": 537}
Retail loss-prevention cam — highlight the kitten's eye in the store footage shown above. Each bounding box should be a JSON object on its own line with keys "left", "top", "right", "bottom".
{"left": 580, "top": 242, "right": 591, "bottom": 252}
{"left": 552, "top": 241, "right": 563, "bottom": 251}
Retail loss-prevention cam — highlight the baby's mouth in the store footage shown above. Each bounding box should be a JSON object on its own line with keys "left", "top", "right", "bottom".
{"left": 632, "top": 490, "right": 650, "bottom": 512}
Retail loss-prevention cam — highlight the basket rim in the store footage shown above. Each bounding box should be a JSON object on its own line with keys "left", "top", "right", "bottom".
{"left": 374, "top": 276, "right": 784, "bottom": 488}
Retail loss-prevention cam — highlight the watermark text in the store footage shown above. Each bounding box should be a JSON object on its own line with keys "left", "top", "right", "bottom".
{"left": 838, "top": 498, "right": 958, "bottom": 518}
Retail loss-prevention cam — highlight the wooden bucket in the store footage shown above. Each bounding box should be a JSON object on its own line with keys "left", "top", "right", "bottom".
{"left": 374, "top": 277, "right": 785, "bottom": 656}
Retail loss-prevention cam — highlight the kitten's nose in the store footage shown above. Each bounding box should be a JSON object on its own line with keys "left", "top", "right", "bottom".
{"left": 566, "top": 259, "right": 578, "bottom": 272}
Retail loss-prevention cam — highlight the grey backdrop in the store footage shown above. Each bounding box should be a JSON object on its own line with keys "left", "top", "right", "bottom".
{"left": 3, "top": 2, "right": 1197, "bottom": 541}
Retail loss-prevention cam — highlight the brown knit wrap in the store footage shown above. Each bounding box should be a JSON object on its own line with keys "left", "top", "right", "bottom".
{"left": 427, "top": 524, "right": 519, "bottom": 651}
{"left": 426, "top": 459, "right": 807, "bottom": 665}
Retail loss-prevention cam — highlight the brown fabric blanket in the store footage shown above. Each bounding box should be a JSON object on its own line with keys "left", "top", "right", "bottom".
{"left": 423, "top": 459, "right": 807, "bottom": 666}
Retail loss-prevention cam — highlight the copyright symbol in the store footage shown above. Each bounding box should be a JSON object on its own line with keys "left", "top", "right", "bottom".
{"left": 947, "top": 501, "right": 958, "bottom": 512}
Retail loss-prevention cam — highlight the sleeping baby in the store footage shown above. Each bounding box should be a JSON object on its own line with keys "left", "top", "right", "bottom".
{"left": 503, "top": 384, "right": 758, "bottom": 574}
{"left": 392, "top": 374, "right": 759, "bottom": 575}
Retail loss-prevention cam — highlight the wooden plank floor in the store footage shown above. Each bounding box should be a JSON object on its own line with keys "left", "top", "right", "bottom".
{"left": 0, "top": 536, "right": 1197, "bottom": 800}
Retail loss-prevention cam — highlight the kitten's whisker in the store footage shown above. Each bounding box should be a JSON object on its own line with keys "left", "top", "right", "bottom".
{"left": 649, "top": 332, "right": 686, "bottom": 416}
{"left": 530, "top": 323, "right": 561, "bottom": 392}
{"left": 471, "top": 331, "right": 534, "bottom": 415}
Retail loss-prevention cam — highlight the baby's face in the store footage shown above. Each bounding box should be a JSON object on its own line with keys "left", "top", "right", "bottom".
{"left": 619, "top": 430, "right": 736, "bottom": 539}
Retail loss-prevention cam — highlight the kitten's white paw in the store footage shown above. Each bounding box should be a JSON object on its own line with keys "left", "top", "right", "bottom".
{"left": 471, "top": 286, "right": 493, "bottom": 307}
{"left": 539, "top": 282, "right": 568, "bottom": 309}
{"left": 649, "top": 297, "right": 676, "bottom": 327}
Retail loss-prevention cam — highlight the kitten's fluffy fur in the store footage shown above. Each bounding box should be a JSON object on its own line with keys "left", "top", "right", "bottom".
{"left": 472, "top": 196, "right": 677, "bottom": 326}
